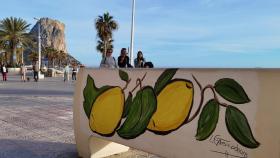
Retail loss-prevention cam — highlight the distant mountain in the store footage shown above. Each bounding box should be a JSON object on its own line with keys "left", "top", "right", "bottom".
{"left": 30, "top": 18, "right": 67, "bottom": 53}
{"left": 25, "top": 18, "right": 81, "bottom": 65}
{"left": 68, "top": 54, "right": 81, "bottom": 65}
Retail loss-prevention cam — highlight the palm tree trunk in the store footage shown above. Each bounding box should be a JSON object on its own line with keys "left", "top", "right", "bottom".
{"left": 5, "top": 52, "right": 8, "bottom": 64}
{"left": 12, "top": 46, "right": 17, "bottom": 66}
{"left": 21, "top": 50, "right": 24, "bottom": 65}
{"left": 103, "top": 40, "right": 107, "bottom": 58}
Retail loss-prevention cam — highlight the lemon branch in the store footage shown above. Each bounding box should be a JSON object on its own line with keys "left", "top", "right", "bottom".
{"left": 186, "top": 75, "right": 228, "bottom": 124}
{"left": 130, "top": 73, "right": 147, "bottom": 93}
{"left": 122, "top": 79, "right": 132, "bottom": 91}
{"left": 136, "top": 78, "right": 143, "bottom": 89}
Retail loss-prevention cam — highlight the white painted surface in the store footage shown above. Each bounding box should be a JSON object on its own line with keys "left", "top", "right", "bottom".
{"left": 73, "top": 68, "right": 280, "bottom": 158}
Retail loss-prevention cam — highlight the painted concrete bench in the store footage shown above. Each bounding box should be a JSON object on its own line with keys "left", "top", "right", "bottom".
{"left": 73, "top": 68, "right": 280, "bottom": 158}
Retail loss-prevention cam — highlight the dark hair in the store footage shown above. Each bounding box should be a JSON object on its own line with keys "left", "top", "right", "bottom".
{"left": 144, "top": 62, "right": 154, "bottom": 68}
{"left": 107, "top": 48, "right": 113, "bottom": 53}
{"left": 121, "top": 48, "right": 126, "bottom": 53}
{"left": 137, "top": 51, "right": 143, "bottom": 60}
{"left": 120, "top": 48, "right": 127, "bottom": 56}
{"left": 106, "top": 49, "right": 113, "bottom": 56}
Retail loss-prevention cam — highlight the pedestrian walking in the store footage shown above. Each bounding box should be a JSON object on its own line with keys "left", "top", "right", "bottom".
{"left": 72, "top": 65, "right": 77, "bottom": 81}
{"left": 1, "top": 64, "right": 8, "bottom": 81}
{"left": 20, "top": 64, "right": 27, "bottom": 82}
{"left": 64, "top": 64, "right": 70, "bottom": 82}
{"left": 33, "top": 61, "right": 39, "bottom": 82}
{"left": 100, "top": 49, "right": 118, "bottom": 68}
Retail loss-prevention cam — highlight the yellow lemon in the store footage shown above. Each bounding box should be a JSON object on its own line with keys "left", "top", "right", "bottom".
{"left": 148, "top": 80, "right": 193, "bottom": 133}
{"left": 89, "top": 87, "right": 124, "bottom": 135}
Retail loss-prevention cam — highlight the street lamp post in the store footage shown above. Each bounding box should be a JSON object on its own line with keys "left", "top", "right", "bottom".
{"left": 129, "top": 0, "right": 136, "bottom": 66}
{"left": 21, "top": 48, "right": 24, "bottom": 64}
{"left": 34, "top": 17, "right": 44, "bottom": 79}
{"left": 0, "top": 51, "right": 3, "bottom": 64}
{"left": 18, "top": 42, "right": 23, "bottom": 64}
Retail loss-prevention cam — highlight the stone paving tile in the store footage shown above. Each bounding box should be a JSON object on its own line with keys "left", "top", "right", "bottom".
{"left": 0, "top": 94, "right": 77, "bottom": 158}
{"left": 106, "top": 149, "right": 161, "bottom": 158}
{"left": 0, "top": 109, "right": 74, "bottom": 143}
{"left": 0, "top": 120, "right": 34, "bottom": 140}
{"left": 0, "top": 77, "right": 162, "bottom": 158}
{"left": 1, "top": 107, "right": 73, "bottom": 131}
{"left": 0, "top": 139, "right": 78, "bottom": 158}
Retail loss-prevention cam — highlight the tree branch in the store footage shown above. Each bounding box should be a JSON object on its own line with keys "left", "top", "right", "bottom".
{"left": 130, "top": 72, "right": 147, "bottom": 93}
{"left": 185, "top": 76, "right": 228, "bottom": 124}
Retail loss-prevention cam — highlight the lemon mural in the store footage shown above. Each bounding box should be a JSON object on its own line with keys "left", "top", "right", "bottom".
{"left": 83, "top": 69, "right": 260, "bottom": 149}
{"left": 89, "top": 87, "right": 124, "bottom": 136}
{"left": 147, "top": 79, "right": 193, "bottom": 134}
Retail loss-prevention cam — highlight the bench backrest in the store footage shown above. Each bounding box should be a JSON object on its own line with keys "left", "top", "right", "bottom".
{"left": 73, "top": 68, "right": 280, "bottom": 158}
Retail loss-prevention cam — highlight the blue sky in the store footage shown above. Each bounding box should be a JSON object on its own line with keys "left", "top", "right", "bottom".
{"left": 1, "top": 0, "right": 280, "bottom": 67}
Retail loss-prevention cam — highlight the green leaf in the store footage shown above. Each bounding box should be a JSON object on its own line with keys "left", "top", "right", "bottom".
{"left": 154, "top": 69, "right": 178, "bottom": 95}
{"left": 122, "top": 92, "right": 133, "bottom": 118}
{"left": 83, "top": 75, "right": 111, "bottom": 118}
{"left": 196, "top": 99, "right": 219, "bottom": 141}
{"left": 119, "top": 69, "right": 129, "bottom": 82}
{"left": 226, "top": 105, "right": 260, "bottom": 148}
{"left": 215, "top": 78, "right": 250, "bottom": 104}
{"left": 117, "top": 87, "right": 157, "bottom": 139}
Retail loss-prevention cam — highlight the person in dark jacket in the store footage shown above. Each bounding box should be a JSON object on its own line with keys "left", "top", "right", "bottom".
{"left": 118, "top": 48, "right": 132, "bottom": 68}
{"left": 33, "top": 61, "right": 39, "bottom": 82}
{"left": 72, "top": 65, "right": 77, "bottom": 81}
{"left": 1, "top": 64, "right": 8, "bottom": 81}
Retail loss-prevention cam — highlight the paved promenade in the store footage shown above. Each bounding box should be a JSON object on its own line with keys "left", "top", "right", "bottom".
{"left": 0, "top": 76, "right": 158, "bottom": 158}
{"left": 0, "top": 76, "right": 77, "bottom": 158}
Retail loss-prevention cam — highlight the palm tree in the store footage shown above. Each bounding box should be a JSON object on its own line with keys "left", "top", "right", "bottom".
{"left": 0, "top": 40, "right": 10, "bottom": 64}
{"left": 28, "top": 52, "right": 38, "bottom": 62}
{"left": 96, "top": 39, "right": 114, "bottom": 54}
{"left": 0, "top": 41, "right": 4, "bottom": 63}
{"left": 0, "top": 17, "right": 33, "bottom": 65}
{"left": 0, "top": 40, "right": 3, "bottom": 51}
{"left": 57, "top": 50, "right": 67, "bottom": 68}
{"left": 43, "top": 47, "right": 57, "bottom": 68}
{"left": 95, "top": 12, "right": 118, "bottom": 57}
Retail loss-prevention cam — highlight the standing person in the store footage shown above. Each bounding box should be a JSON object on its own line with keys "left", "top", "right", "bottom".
{"left": 118, "top": 48, "right": 132, "bottom": 68}
{"left": 20, "top": 64, "right": 27, "bottom": 82}
{"left": 72, "top": 64, "right": 77, "bottom": 81}
{"left": 33, "top": 61, "right": 39, "bottom": 82}
{"left": 64, "top": 64, "right": 70, "bottom": 82}
{"left": 100, "top": 49, "right": 118, "bottom": 68}
{"left": 1, "top": 64, "right": 7, "bottom": 81}
{"left": 134, "top": 51, "right": 146, "bottom": 68}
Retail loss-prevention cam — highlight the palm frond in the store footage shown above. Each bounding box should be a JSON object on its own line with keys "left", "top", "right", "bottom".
{"left": 0, "top": 17, "right": 32, "bottom": 64}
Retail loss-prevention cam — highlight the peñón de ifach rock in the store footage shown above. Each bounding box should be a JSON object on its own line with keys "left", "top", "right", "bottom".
{"left": 24, "top": 17, "right": 81, "bottom": 65}
{"left": 30, "top": 17, "right": 67, "bottom": 53}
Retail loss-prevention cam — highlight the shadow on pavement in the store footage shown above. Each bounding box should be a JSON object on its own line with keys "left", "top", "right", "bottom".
{"left": 0, "top": 139, "right": 78, "bottom": 158}
{"left": 0, "top": 89, "right": 73, "bottom": 96}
